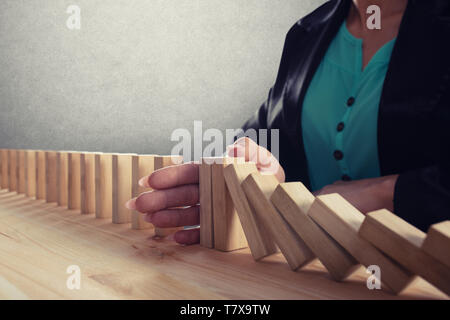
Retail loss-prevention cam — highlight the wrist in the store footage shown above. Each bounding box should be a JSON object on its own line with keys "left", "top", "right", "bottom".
{"left": 375, "top": 174, "right": 399, "bottom": 211}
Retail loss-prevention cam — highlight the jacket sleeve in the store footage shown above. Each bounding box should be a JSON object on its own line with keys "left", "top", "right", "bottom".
{"left": 394, "top": 162, "right": 450, "bottom": 232}
{"left": 242, "top": 88, "right": 271, "bottom": 132}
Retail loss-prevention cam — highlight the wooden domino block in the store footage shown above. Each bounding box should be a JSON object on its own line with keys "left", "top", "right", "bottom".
{"left": 25, "top": 150, "right": 37, "bottom": 197}
{"left": 98, "top": 153, "right": 116, "bottom": 219}
{"left": 422, "top": 221, "right": 450, "bottom": 268}
{"left": 223, "top": 162, "right": 278, "bottom": 259}
{"left": 114, "top": 154, "right": 138, "bottom": 224}
{"left": 212, "top": 158, "right": 248, "bottom": 251}
{"left": 36, "top": 151, "right": 47, "bottom": 200}
{"left": 17, "top": 150, "right": 26, "bottom": 194}
{"left": 68, "top": 152, "right": 85, "bottom": 210}
{"left": 242, "top": 173, "right": 314, "bottom": 270}
{"left": 1, "top": 149, "right": 10, "bottom": 189}
{"left": 154, "top": 155, "right": 183, "bottom": 170}
{"left": 0, "top": 149, "right": 7, "bottom": 189}
{"left": 153, "top": 155, "right": 184, "bottom": 236}
{"left": 308, "top": 194, "right": 414, "bottom": 294}
{"left": 199, "top": 158, "right": 214, "bottom": 248}
{"left": 132, "top": 154, "right": 155, "bottom": 230}
{"left": 8, "top": 150, "right": 18, "bottom": 192}
{"left": 271, "top": 183, "right": 359, "bottom": 281}
{"left": 45, "top": 151, "right": 58, "bottom": 203}
{"left": 0, "top": 149, "right": 2, "bottom": 188}
{"left": 359, "top": 210, "right": 450, "bottom": 295}
{"left": 56, "top": 152, "right": 69, "bottom": 206}
{"left": 83, "top": 153, "right": 101, "bottom": 214}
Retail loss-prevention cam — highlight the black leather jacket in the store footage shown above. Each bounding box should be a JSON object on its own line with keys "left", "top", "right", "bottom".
{"left": 242, "top": 0, "right": 450, "bottom": 231}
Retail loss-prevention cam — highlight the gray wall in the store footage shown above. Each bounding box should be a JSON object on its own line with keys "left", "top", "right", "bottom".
{"left": 0, "top": 0, "right": 325, "bottom": 156}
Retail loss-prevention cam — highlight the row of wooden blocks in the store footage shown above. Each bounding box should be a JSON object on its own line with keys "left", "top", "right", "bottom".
{"left": 199, "top": 158, "right": 450, "bottom": 296}
{"left": 0, "top": 149, "right": 182, "bottom": 234}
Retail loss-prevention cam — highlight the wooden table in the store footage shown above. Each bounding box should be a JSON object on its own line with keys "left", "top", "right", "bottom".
{"left": 0, "top": 190, "right": 447, "bottom": 300}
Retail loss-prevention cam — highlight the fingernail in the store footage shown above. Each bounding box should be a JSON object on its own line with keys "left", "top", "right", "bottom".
{"left": 125, "top": 198, "right": 137, "bottom": 210}
{"left": 139, "top": 176, "right": 150, "bottom": 188}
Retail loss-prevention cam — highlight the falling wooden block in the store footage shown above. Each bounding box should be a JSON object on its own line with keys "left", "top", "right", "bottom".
{"left": 17, "top": 150, "right": 26, "bottom": 194}
{"left": 223, "top": 162, "right": 278, "bottom": 259}
{"left": 68, "top": 152, "right": 85, "bottom": 211}
{"left": 212, "top": 158, "right": 248, "bottom": 251}
{"left": 242, "top": 173, "right": 314, "bottom": 270}
{"left": 36, "top": 151, "right": 47, "bottom": 200}
{"left": 45, "top": 151, "right": 58, "bottom": 203}
{"left": 422, "top": 221, "right": 450, "bottom": 268}
{"left": 153, "top": 155, "right": 184, "bottom": 236}
{"left": 25, "top": 150, "right": 37, "bottom": 198}
{"left": 132, "top": 154, "right": 155, "bottom": 230}
{"left": 271, "top": 183, "right": 359, "bottom": 281}
{"left": 114, "top": 154, "right": 138, "bottom": 224}
{"left": 56, "top": 152, "right": 69, "bottom": 207}
{"left": 199, "top": 157, "right": 214, "bottom": 248}
{"left": 308, "top": 194, "right": 414, "bottom": 294}
{"left": 359, "top": 209, "right": 450, "bottom": 295}
{"left": 8, "top": 150, "right": 18, "bottom": 192}
{"left": 83, "top": 153, "right": 101, "bottom": 214}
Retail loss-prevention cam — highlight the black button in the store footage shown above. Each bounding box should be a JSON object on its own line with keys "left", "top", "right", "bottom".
{"left": 333, "top": 150, "right": 344, "bottom": 160}
{"left": 337, "top": 122, "right": 345, "bottom": 132}
{"left": 342, "top": 174, "right": 352, "bottom": 181}
{"left": 347, "top": 97, "right": 355, "bottom": 107}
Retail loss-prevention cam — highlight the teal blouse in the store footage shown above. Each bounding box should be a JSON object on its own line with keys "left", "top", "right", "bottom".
{"left": 301, "top": 21, "right": 396, "bottom": 191}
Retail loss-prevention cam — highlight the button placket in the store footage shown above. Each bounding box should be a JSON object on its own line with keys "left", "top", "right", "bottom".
{"left": 335, "top": 99, "right": 352, "bottom": 179}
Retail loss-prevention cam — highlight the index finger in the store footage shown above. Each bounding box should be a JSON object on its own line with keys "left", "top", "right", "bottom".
{"left": 139, "top": 162, "right": 199, "bottom": 190}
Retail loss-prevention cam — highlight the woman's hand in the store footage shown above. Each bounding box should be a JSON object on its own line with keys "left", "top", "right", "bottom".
{"left": 313, "top": 175, "right": 399, "bottom": 213}
{"left": 125, "top": 137, "right": 285, "bottom": 245}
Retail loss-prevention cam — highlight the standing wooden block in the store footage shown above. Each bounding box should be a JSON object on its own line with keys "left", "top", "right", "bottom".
{"left": 0, "top": 149, "right": 2, "bottom": 188}
{"left": 422, "top": 221, "right": 450, "bottom": 268}
{"left": 242, "top": 173, "right": 314, "bottom": 270}
{"left": 98, "top": 153, "right": 116, "bottom": 219}
{"left": 153, "top": 155, "right": 183, "bottom": 236}
{"left": 199, "top": 158, "right": 214, "bottom": 248}
{"left": 45, "top": 151, "right": 58, "bottom": 203}
{"left": 309, "top": 195, "right": 414, "bottom": 294}
{"left": 1, "top": 149, "right": 9, "bottom": 189}
{"left": 132, "top": 155, "right": 155, "bottom": 230}
{"left": 25, "top": 150, "right": 37, "bottom": 197}
{"left": 83, "top": 153, "right": 101, "bottom": 214}
{"left": 56, "top": 152, "right": 69, "bottom": 207}
{"left": 359, "top": 210, "right": 450, "bottom": 295}
{"left": 270, "top": 183, "right": 358, "bottom": 281}
{"left": 17, "top": 150, "right": 26, "bottom": 194}
{"left": 154, "top": 155, "right": 183, "bottom": 170}
{"left": 68, "top": 152, "right": 85, "bottom": 211}
{"left": 8, "top": 150, "right": 18, "bottom": 192}
{"left": 212, "top": 158, "right": 248, "bottom": 251}
{"left": 223, "top": 162, "right": 278, "bottom": 259}
{"left": 36, "top": 151, "right": 47, "bottom": 200}
{"left": 114, "top": 154, "right": 138, "bottom": 224}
